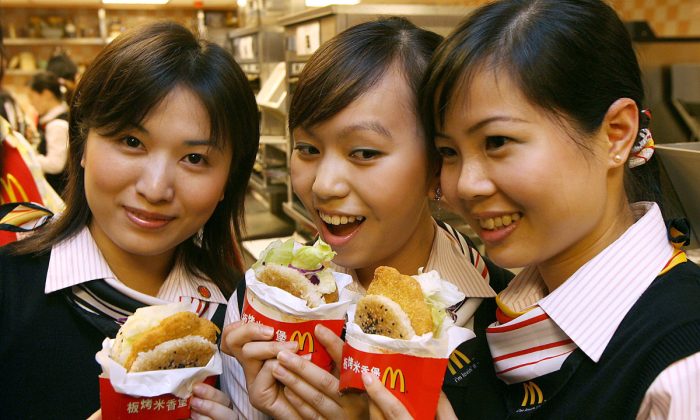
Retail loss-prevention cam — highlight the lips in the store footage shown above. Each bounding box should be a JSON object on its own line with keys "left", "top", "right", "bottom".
{"left": 318, "top": 210, "right": 365, "bottom": 237}
{"left": 124, "top": 206, "right": 176, "bottom": 229}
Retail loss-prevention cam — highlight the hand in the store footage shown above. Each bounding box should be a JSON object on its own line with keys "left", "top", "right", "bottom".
{"left": 363, "top": 374, "right": 457, "bottom": 420}
{"left": 220, "top": 320, "right": 301, "bottom": 418}
{"left": 86, "top": 409, "right": 101, "bottom": 420}
{"left": 190, "top": 383, "right": 234, "bottom": 420}
{"left": 362, "top": 371, "right": 412, "bottom": 420}
{"left": 273, "top": 324, "right": 368, "bottom": 419}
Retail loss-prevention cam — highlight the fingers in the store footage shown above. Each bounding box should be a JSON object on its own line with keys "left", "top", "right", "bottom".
{"left": 314, "top": 324, "right": 344, "bottom": 367}
{"left": 190, "top": 384, "right": 234, "bottom": 420}
{"left": 272, "top": 352, "right": 343, "bottom": 418}
{"left": 436, "top": 391, "right": 457, "bottom": 420}
{"left": 242, "top": 340, "right": 300, "bottom": 362}
{"left": 221, "top": 321, "right": 273, "bottom": 358}
{"left": 249, "top": 360, "right": 304, "bottom": 420}
{"left": 191, "top": 383, "right": 231, "bottom": 408}
{"left": 283, "top": 387, "right": 325, "bottom": 420}
{"left": 362, "top": 372, "right": 413, "bottom": 420}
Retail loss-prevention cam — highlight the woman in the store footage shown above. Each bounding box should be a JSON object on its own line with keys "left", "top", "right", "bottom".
{"left": 0, "top": 21, "right": 258, "bottom": 418}
{"left": 363, "top": 0, "right": 700, "bottom": 417}
{"left": 28, "top": 71, "right": 70, "bottom": 195}
{"left": 218, "top": 17, "right": 513, "bottom": 419}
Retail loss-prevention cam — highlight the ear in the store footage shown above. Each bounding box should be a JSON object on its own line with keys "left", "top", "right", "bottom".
{"left": 603, "top": 98, "right": 638, "bottom": 168}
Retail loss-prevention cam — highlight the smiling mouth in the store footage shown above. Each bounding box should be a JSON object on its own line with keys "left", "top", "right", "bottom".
{"left": 318, "top": 211, "right": 365, "bottom": 237}
{"left": 479, "top": 212, "right": 521, "bottom": 231}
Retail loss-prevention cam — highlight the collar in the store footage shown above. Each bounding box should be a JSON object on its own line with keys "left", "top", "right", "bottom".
{"left": 39, "top": 103, "right": 69, "bottom": 124}
{"left": 332, "top": 219, "right": 496, "bottom": 298}
{"left": 45, "top": 225, "right": 226, "bottom": 304}
{"left": 498, "top": 202, "right": 674, "bottom": 362}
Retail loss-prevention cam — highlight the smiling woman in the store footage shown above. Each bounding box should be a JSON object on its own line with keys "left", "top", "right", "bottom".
{"left": 0, "top": 21, "right": 259, "bottom": 418}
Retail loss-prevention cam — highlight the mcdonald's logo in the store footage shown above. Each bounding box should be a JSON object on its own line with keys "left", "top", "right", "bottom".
{"left": 521, "top": 381, "right": 543, "bottom": 407}
{"left": 447, "top": 349, "right": 471, "bottom": 375}
{"left": 1, "top": 174, "right": 29, "bottom": 203}
{"left": 381, "top": 367, "right": 406, "bottom": 393}
{"left": 290, "top": 331, "right": 314, "bottom": 353}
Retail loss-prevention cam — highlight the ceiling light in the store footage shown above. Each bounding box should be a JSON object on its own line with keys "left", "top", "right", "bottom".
{"left": 102, "top": 0, "right": 170, "bottom": 4}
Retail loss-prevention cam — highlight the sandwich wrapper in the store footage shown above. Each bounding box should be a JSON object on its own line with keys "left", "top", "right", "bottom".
{"left": 242, "top": 267, "right": 354, "bottom": 371}
{"left": 339, "top": 270, "right": 475, "bottom": 420}
{"left": 95, "top": 333, "right": 222, "bottom": 419}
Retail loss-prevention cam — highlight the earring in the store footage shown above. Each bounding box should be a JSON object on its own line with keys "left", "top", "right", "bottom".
{"left": 434, "top": 185, "right": 442, "bottom": 202}
{"left": 613, "top": 154, "right": 623, "bottom": 164}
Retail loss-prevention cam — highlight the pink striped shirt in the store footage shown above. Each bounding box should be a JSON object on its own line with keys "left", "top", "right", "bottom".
{"left": 498, "top": 202, "right": 700, "bottom": 419}
{"left": 45, "top": 226, "right": 226, "bottom": 318}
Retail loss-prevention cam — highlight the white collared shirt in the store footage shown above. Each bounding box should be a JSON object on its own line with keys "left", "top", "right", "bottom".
{"left": 45, "top": 225, "right": 226, "bottom": 318}
{"left": 497, "top": 202, "right": 700, "bottom": 419}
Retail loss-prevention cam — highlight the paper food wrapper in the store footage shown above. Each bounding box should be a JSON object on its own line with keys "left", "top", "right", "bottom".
{"left": 241, "top": 267, "right": 355, "bottom": 371}
{"left": 95, "top": 338, "right": 222, "bottom": 419}
{"left": 339, "top": 270, "right": 475, "bottom": 420}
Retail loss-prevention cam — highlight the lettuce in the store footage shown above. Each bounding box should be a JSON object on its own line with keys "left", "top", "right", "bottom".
{"left": 253, "top": 238, "right": 336, "bottom": 270}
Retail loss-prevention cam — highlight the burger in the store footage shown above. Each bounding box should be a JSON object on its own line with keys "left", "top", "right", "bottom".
{"left": 355, "top": 266, "right": 448, "bottom": 340}
{"left": 110, "top": 303, "right": 220, "bottom": 372}
{"left": 253, "top": 238, "right": 338, "bottom": 308}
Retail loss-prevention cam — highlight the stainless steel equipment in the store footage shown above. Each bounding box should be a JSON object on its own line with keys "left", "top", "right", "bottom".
{"left": 656, "top": 142, "right": 700, "bottom": 247}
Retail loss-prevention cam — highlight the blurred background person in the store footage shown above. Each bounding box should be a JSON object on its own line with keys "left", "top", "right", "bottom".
{"left": 46, "top": 52, "right": 78, "bottom": 103}
{"left": 28, "top": 71, "right": 69, "bottom": 195}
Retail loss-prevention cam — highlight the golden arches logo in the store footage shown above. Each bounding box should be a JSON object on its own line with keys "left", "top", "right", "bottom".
{"left": 521, "top": 381, "right": 543, "bottom": 407}
{"left": 1, "top": 174, "right": 29, "bottom": 203}
{"left": 381, "top": 368, "right": 406, "bottom": 393}
{"left": 447, "top": 349, "right": 471, "bottom": 375}
{"left": 290, "top": 331, "right": 314, "bottom": 353}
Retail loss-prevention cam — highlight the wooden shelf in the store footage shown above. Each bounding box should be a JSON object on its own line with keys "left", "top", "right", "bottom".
{"left": 4, "top": 38, "right": 107, "bottom": 46}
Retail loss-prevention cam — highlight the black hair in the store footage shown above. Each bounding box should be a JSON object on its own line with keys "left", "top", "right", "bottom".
{"left": 421, "top": 0, "right": 659, "bottom": 205}
{"left": 290, "top": 16, "right": 443, "bottom": 175}
{"left": 46, "top": 53, "right": 78, "bottom": 81}
{"left": 30, "top": 71, "right": 64, "bottom": 100}
{"left": 13, "top": 21, "right": 260, "bottom": 297}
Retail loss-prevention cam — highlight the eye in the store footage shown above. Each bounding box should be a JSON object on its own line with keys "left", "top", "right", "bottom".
{"left": 485, "top": 136, "right": 511, "bottom": 150}
{"left": 184, "top": 153, "right": 206, "bottom": 165}
{"left": 122, "top": 135, "right": 142, "bottom": 148}
{"left": 293, "top": 143, "right": 319, "bottom": 156}
{"left": 438, "top": 146, "right": 458, "bottom": 158}
{"left": 350, "top": 149, "right": 381, "bottom": 160}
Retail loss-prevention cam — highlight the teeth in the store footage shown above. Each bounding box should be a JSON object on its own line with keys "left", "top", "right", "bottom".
{"left": 319, "top": 211, "right": 364, "bottom": 226}
{"left": 479, "top": 213, "right": 521, "bottom": 230}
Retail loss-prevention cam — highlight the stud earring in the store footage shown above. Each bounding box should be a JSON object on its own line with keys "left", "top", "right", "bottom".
{"left": 613, "top": 154, "right": 623, "bottom": 164}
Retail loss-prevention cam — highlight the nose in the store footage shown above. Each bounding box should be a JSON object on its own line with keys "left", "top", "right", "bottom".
{"left": 135, "top": 155, "right": 175, "bottom": 204}
{"left": 311, "top": 155, "right": 350, "bottom": 200}
{"left": 455, "top": 158, "right": 496, "bottom": 201}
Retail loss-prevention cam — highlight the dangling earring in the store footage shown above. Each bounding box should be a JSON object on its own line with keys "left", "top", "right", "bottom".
{"left": 433, "top": 185, "right": 443, "bottom": 220}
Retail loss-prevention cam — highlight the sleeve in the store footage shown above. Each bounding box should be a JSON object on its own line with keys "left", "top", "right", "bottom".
{"left": 636, "top": 352, "right": 700, "bottom": 420}
{"left": 36, "top": 119, "right": 69, "bottom": 174}
{"left": 220, "top": 289, "right": 271, "bottom": 420}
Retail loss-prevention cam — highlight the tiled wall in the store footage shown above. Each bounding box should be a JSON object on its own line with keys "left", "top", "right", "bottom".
{"left": 609, "top": 0, "right": 700, "bottom": 37}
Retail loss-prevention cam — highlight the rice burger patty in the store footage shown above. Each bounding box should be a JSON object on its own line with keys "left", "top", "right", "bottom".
{"left": 253, "top": 238, "right": 338, "bottom": 308}
{"left": 355, "top": 266, "right": 434, "bottom": 339}
{"left": 111, "top": 303, "right": 220, "bottom": 372}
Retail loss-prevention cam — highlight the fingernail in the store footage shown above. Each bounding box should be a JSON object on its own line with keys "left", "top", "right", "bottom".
{"left": 315, "top": 324, "right": 327, "bottom": 337}
{"left": 277, "top": 350, "right": 293, "bottom": 362}
{"left": 284, "top": 341, "right": 299, "bottom": 350}
{"left": 273, "top": 364, "right": 288, "bottom": 378}
{"left": 301, "top": 353, "right": 312, "bottom": 361}
{"left": 261, "top": 325, "right": 274, "bottom": 336}
{"left": 362, "top": 372, "right": 375, "bottom": 385}
{"left": 190, "top": 397, "right": 202, "bottom": 409}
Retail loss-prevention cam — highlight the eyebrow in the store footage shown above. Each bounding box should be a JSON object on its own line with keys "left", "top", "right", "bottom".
{"left": 337, "top": 121, "right": 393, "bottom": 140}
{"left": 436, "top": 116, "right": 528, "bottom": 139}
{"left": 132, "top": 123, "right": 215, "bottom": 148}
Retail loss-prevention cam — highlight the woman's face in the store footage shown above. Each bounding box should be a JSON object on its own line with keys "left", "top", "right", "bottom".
{"left": 436, "top": 69, "right": 618, "bottom": 275}
{"left": 291, "top": 68, "right": 435, "bottom": 271}
{"left": 82, "top": 85, "right": 232, "bottom": 264}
